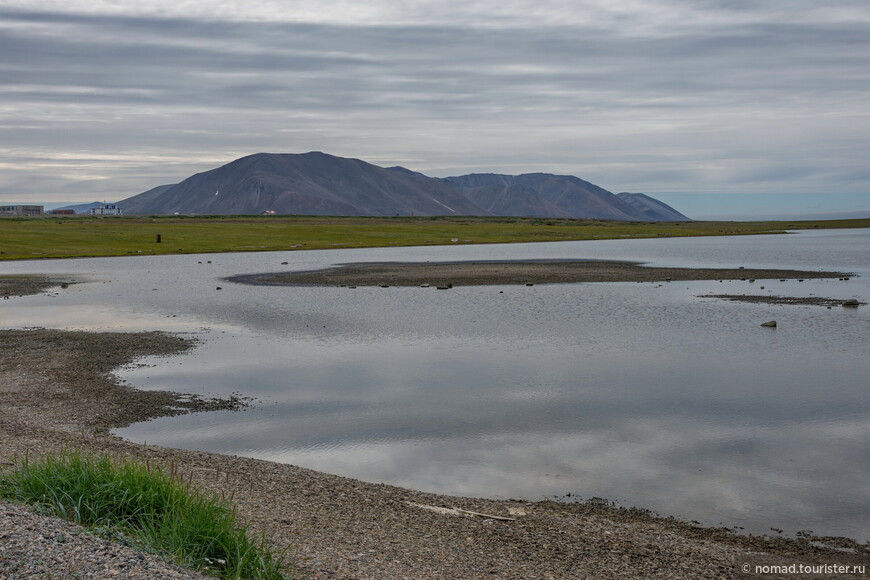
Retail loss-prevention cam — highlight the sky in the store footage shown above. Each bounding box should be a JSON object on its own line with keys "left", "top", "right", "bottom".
{"left": 1, "top": 1, "right": 869, "bottom": 218}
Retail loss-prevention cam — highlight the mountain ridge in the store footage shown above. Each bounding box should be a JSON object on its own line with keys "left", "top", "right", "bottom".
{"left": 118, "top": 152, "right": 689, "bottom": 221}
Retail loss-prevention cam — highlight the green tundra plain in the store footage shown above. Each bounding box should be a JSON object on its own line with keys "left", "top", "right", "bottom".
{"left": 1, "top": 215, "right": 868, "bottom": 261}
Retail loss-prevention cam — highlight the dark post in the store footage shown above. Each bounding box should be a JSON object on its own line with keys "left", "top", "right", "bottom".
{"left": 156, "top": 234, "right": 162, "bottom": 243}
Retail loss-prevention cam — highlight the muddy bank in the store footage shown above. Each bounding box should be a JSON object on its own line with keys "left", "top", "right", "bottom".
{"left": 231, "top": 259, "right": 852, "bottom": 288}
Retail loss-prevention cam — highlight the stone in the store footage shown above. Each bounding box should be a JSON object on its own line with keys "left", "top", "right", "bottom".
{"left": 760, "top": 320, "right": 777, "bottom": 328}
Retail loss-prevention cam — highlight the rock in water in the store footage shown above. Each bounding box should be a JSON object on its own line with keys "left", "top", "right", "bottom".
{"left": 760, "top": 320, "right": 777, "bottom": 328}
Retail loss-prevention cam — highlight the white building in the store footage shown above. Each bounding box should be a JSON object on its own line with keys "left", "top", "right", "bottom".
{"left": 89, "top": 203, "right": 122, "bottom": 216}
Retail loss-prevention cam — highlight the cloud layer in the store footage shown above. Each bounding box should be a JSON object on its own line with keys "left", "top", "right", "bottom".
{"left": 1, "top": 1, "right": 869, "bottom": 206}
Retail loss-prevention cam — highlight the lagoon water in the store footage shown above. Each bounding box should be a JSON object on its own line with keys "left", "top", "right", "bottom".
{"left": 2, "top": 229, "right": 868, "bottom": 540}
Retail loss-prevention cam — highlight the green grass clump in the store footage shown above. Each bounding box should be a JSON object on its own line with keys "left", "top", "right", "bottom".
{"left": 0, "top": 451, "right": 289, "bottom": 580}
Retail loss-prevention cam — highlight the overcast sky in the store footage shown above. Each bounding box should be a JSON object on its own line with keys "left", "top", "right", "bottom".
{"left": 1, "top": 1, "right": 869, "bottom": 216}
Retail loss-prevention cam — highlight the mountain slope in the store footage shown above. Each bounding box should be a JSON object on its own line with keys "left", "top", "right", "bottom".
{"left": 443, "top": 173, "right": 659, "bottom": 220}
{"left": 439, "top": 174, "right": 572, "bottom": 218}
{"left": 615, "top": 192, "right": 689, "bottom": 221}
{"left": 119, "top": 152, "right": 487, "bottom": 217}
{"left": 117, "top": 184, "right": 175, "bottom": 214}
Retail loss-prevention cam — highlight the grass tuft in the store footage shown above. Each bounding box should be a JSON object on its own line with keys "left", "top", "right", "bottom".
{"left": 0, "top": 451, "right": 289, "bottom": 579}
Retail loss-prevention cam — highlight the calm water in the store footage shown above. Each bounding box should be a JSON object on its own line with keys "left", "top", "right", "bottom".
{"left": 2, "top": 230, "right": 868, "bottom": 540}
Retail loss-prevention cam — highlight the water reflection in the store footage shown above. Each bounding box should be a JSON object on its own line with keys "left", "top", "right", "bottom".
{"left": 2, "top": 230, "right": 869, "bottom": 540}
{"left": 118, "top": 276, "right": 869, "bottom": 539}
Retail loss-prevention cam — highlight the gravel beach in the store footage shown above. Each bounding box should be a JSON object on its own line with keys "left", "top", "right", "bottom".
{"left": 1, "top": 274, "right": 867, "bottom": 579}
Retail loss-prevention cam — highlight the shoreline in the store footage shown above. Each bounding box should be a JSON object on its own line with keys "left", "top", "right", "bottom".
{"left": 229, "top": 259, "right": 852, "bottom": 288}
{"left": 2, "top": 277, "right": 867, "bottom": 579}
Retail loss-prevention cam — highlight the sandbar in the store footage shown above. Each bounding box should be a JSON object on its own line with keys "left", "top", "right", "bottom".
{"left": 231, "top": 259, "right": 851, "bottom": 287}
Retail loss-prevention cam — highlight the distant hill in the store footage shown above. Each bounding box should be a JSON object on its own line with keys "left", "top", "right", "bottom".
{"left": 51, "top": 201, "right": 108, "bottom": 214}
{"left": 117, "top": 152, "right": 689, "bottom": 221}
{"left": 441, "top": 173, "right": 687, "bottom": 221}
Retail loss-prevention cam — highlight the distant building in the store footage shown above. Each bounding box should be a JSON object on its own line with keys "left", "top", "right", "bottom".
{"left": 0, "top": 205, "right": 43, "bottom": 216}
{"left": 89, "top": 203, "right": 122, "bottom": 216}
{"left": 49, "top": 209, "right": 76, "bottom": 215}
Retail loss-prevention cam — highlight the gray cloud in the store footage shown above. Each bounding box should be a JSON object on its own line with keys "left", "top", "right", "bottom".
{"left": 0, "top": 4, "right": 868, "bottom": 205}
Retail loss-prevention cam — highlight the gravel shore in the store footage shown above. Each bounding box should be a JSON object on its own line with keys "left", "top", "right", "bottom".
{"left": 229, "top": 260, "right": 851, "bottom": 288}
{"left": 1, "top": 274, "right": 79, "bottom": 298}
{"left": 1, "top": 275, "right": 867, "bottom": 579}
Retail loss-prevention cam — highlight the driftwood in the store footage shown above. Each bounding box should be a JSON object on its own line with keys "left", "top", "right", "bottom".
{"left": 452, "top": 507, "right": 517, "bottom": 521}
{"left": 406, "top": 501, "right": 516, "bottom": 521}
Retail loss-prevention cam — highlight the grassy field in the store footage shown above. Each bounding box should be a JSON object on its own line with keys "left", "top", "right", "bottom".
{"left": 1, "top": 214, "right": 868, "bottom": 261}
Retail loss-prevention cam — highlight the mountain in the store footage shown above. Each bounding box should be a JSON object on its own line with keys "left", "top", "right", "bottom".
{"left": 616, "top": 192, "right": 689, "bottom": 221}
{"left": 118, "top": 152, "right": 486, "bottom": 217}
{"left": 118, "top": 152, "right": 689, "bottom": 221}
